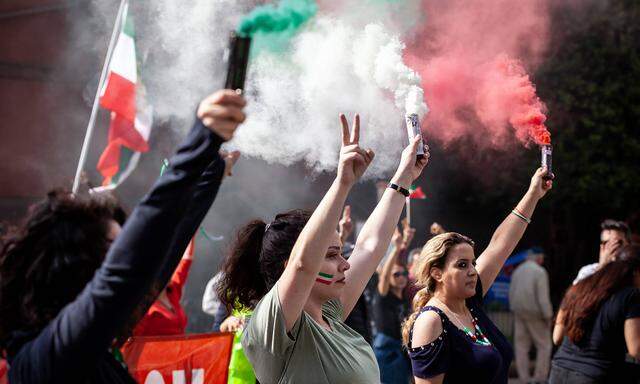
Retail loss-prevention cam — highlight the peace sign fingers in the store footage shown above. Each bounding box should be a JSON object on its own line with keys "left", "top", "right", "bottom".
{"left": 340, "top": 113, "right": 361, "bottom": 146}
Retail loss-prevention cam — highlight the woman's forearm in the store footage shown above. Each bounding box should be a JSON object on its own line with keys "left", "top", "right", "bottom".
{"left": 477, "top": 182, "right": 544, "bottom": 294}
{"left": 289, "top": 179, "right": 351, "bottom": 273}
{"left": 277, "top": 178, "right": 352, "bottom": 330}
{"left": 490, "top": 189, "right": 539, "bottom": 249}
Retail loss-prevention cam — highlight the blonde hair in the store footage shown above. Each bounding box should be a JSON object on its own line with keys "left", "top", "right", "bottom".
{"left": 401, "top": 232, "right": 475, "bottom": 346}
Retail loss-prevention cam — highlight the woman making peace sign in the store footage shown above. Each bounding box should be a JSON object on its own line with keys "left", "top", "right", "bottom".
{"left": 218, "top": 114, "right": 429, "bottom": 383}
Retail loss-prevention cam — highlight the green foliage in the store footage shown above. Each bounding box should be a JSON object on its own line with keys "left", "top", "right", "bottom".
{"left": 536, "top": 0, "right": 640, "bottom": 215}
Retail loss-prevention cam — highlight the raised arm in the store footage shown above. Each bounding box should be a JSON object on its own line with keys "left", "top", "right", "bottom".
{"left": 341, "top": 136, "right": 428, "bottom": 317}
{"left": 476, "top": 167, "right": 552, "bottom": 295}
{"left": 11, "top": 91, "right": 246, "bottom": 376}
{"left": 378, "top": 228, "right": 404, "bottom": 296}
{"left": 277, "top": 114, "right": 373, "bottom": 331}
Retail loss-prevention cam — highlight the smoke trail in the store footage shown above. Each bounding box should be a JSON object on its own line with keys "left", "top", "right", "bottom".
{"left": 405, "top": 0, "right": 552, "bottom": 149}
{"left": 232, "top": 13, "right": 427, "bottom": 176}
{"left": 493, "top": 56, "right": 550, "bottom": 145}
{"left": 353, "top": 24, "right": 428, "bottom": 117}
{"left": 238, "top": 0, "right": 317, "bottom": 36}
{"left": 238, "top": 0, "right": 317, "bottom": 53}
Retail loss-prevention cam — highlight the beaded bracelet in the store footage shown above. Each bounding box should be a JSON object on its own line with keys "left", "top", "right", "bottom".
{"left": 511, "top": 209, "right": 531, "bottom": 224}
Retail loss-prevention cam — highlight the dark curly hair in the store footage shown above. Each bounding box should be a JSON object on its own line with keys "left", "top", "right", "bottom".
{"left": 0, "top": 190, "right": 125, "bottom": 354}
{"left": 217, "top": 209, "right": 311, "bottom": 310}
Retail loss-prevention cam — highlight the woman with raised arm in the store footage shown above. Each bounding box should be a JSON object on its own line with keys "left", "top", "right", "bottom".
{"left": 403, "top": 167, "right": 553, "bottom": 384}
{"left": 0, "top": 89, "right": 246, "bottom": 384}
{"left": 373, "top": 223, "right": 415, "bottom": 383}
{"left": 217, "top": 114, "right": 428, "bottom": 384}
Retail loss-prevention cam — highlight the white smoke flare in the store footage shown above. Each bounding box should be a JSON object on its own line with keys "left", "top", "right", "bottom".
{"left": 233, "top": 17, "right": 428, "bottom": 176}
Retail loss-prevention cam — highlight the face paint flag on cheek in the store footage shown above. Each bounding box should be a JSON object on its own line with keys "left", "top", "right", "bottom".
{"left": 316, "top": 272, "right": 334, "bottom": 285}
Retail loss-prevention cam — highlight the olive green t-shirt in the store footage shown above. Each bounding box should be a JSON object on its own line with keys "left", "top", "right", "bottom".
{"left": 242, "top": 284, "right": 380, "bottom": 384}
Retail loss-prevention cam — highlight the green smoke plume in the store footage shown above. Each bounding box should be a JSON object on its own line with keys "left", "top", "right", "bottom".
{"left": 238, "top": 0, "right": 317, "bottom": 53}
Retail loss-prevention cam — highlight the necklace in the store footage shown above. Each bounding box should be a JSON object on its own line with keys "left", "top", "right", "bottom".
{"left": 431, "top": 297, "right": 492, "bottom": 346}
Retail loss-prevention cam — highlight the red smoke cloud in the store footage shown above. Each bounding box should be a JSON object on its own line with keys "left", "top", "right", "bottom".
{"left": 406, "top": 0, "right": 552, "bottom": 147}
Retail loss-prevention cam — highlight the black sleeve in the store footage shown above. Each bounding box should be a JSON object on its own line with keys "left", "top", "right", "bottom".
{"left": 126, "top": 146, "right": 226, "bottom": 327}
{"left": 624, "top": 288, "right": 640, "bottom": 320}
{"left": 9, "top": 118, "right": 224, "bottom": 382}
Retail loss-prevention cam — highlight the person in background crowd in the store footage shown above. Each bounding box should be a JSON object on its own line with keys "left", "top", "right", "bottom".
{"left": 551, "top": 245, "right": 640, "bottom": 383}
{"left": 573, "top": 219, "right": 631, "bottom": 284}
{"left": 203, "top": 272, "right": 230, "bottom": 331}
{"left": 217, "top": 115, "right": 429, "bottom": 383}
{"left": 403, "top": 167, "right": 553, "bottom": 384}
{"left": 509, "top": 247, "right": 553, "bottom": 384}
{"left": 406, "top": 246, "right": 423, "bottom": 304}
{"left": 430, "top": 222, "right": 446, "bottom": 236}
{"left": 0, "top": 89, "right": 246, "bottom": 383}
{"left": 374, "top": 223, "right": 415, "bottom": 384}
{"left": 340, "top": 205, "right": 375, "bottom": 344}
{"left": 133, "top": 241, "right": 195, "bottom": 336}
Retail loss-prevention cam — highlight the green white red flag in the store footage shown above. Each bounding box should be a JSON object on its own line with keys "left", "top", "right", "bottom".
{"left": 93, "top": 3, "right": 152, "bottom": 192}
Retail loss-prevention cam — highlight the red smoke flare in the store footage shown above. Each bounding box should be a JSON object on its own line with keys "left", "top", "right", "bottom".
{"left": 405, "top": 0, "right": 552, "bottom": 148}
{"left": 495, "top": 55, "right": 551, "bottom": 145}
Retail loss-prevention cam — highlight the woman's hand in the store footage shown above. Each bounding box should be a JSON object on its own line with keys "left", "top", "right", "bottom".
{"left": 197, "top": 90, "right": 247, "bottom": 141}
{"left": 220, "top": 315, "right": 245, "bottom": 333}
{"left": 338, "top": 205, "right": 354, "bottom": 244}
{"left": 391, "top": 135, "right": 429, "bottom": 188}
{"left": 337, "top": 114, "right": 375, "bottom": 187}
{"left": 220, "top": 150, "right": 241, "bottom": 178}
{"left": 528, "top": 167, "right": 554, "bottom": 200}
{"left": 391, "top": 227, "right": 404, "bottom": 249}
{"left": 401, "top": 217, "right": 416, "bottom": 249}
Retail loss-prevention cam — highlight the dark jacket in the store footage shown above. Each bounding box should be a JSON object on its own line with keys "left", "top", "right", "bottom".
{"left": 7, "top": 118, "right": 225, "bottom": 383}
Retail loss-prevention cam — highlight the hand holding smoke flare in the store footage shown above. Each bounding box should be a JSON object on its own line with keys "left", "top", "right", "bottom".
{"left": 353, "top": 23, "right": 429, "bottom": 160}
{"left": 225, "top": 0, "right": 317, "bottom": 94}
{"left": 495, "top": 58, "right": 554, "bottom": 180}
{"left": 224, "top": 33, "right": 252, "bottom": 93}
{"left": 232, "top": 15, "right": 430, "bottom": 175}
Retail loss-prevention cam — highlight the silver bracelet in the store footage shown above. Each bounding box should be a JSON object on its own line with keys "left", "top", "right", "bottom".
{"left": 511, "top": 209, "right": 531, "bottom": 224}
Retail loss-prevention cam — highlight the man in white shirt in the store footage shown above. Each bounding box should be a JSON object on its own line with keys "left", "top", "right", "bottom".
{"left": 573, "top": 219, "right": 631, "bottom": 284}
{"left": 509, "top": 248, "right": 553, "bottom": 383}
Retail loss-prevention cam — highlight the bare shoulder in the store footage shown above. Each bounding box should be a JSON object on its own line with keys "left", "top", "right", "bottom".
{"left": 411, "top": 310, "right": 444, "bottom": 348}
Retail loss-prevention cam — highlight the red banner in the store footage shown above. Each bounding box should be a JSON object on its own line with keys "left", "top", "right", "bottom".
{"left": 122, "top": 332, "right": 234, "bottom": 384}
{"left": 0, "top": 358, "right": 7, "bottom": 384}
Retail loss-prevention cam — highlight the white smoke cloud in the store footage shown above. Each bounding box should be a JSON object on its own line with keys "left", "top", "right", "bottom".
{"left": 233, "top": 15, "right": 428, "bottom": 176}
{"left": 106, "top": 0, "right": 428, "bottom": 177}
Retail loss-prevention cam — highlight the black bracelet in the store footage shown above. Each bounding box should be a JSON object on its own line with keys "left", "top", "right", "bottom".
{"left": 388, "top": 183, "right": 410, "bottom": 197}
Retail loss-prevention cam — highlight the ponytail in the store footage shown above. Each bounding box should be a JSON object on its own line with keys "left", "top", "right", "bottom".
{"left": 402, "top": 286, "right": 433, "bottom": 346}
{"left": 217, "top": 220, "right": 267, "bottom": 310}
{"left": 217, "top": 209, "right": 312, "bottom": 311}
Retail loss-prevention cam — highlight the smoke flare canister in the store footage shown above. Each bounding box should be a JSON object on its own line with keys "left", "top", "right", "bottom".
{"left": 541, "top": 145, "right": 554, "bottom": 180}
{"left": 224, "top": 33, "right": 252, "bottom": 93}
{"left": 405, "top": 114, "right": 425, "bottom": 158}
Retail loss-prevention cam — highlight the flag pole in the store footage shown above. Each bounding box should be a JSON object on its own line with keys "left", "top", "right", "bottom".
{"left": 72, "top": 0, "right": 128, "bottom": 194}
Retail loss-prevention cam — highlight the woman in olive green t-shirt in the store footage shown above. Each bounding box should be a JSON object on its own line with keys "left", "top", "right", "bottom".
{"left": 218, "top": 114, "right": 429, "bottom": 383}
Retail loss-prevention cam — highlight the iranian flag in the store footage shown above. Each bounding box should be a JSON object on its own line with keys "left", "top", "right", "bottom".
{"left": 93, "top": 3, "right": 152, "bottom": 192}
{"left": 409, "top": 185, "right": 426, "bottom": 199}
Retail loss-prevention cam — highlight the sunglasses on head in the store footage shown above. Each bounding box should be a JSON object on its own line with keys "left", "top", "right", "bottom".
{"left": 393, "top": 271, "right": 409, "bottom": 278}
